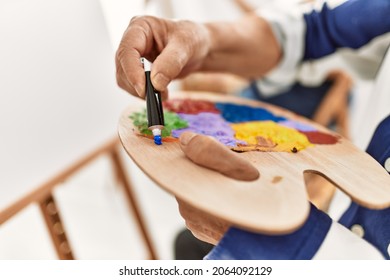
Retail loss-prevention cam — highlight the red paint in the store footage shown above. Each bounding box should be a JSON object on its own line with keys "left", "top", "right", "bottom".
{"left": 163, "top": 99, "right": 219, "bottom": 114}
{"left": 300, "top": 131, "right": 339, "bottom": 144}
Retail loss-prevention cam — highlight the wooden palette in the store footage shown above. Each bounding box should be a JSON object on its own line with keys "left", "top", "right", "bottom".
{"left": 118, "top": 92, "right": 390, "bottom": 234}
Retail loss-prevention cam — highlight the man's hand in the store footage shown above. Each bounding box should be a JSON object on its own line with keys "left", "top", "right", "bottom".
{"left": 115, "top": 14, "right": 281, "bottom": 100}
{"left": 115, "top": 16, "right": 211, "bottom": 99}
{"left": 176, "top": 132, "right": 259, "bottom": 244}
{"left": 177, "top": 198, "right": 230, "bottom": 245}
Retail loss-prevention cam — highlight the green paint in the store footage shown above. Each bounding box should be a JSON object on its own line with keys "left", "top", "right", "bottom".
{"left": 130, "top": 110, "right": 188, "bottom": 137}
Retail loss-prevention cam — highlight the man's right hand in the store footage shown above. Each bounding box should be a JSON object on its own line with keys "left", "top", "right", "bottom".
{"left": 115, "top": 16, "right": 211, "bottom": 100}
{"left": 115, "top": 14, "right": 282, "bottom": 100}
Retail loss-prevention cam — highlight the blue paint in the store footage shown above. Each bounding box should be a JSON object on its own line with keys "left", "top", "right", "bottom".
{"left": 154, "top": 135, "right": 162, "bottom": 145}
{"left": 215, "top": 102, "right": 286, "bottom": 123}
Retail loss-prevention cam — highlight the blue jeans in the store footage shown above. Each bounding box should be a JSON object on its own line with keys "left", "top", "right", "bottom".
{"left": 239, "top": 81, "right": 333, "bottom": 119}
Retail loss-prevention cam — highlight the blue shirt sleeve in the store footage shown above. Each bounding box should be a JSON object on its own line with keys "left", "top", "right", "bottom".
{"left": 304, "top": 0, "right": 390, "bottom": 60}
{"left": 205, "top": 204, "right": 331, "bottom": 260}
{"left": 339, "top": 114, "right": 390, "bottom": 259}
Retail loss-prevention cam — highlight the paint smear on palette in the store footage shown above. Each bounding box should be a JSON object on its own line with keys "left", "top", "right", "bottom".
{"left": 171, "top": 112, "right": 246, "bottom": 147}
{"left": 130, "top": 99, "right": 339, "bottom": 151}
{"left": 300, "top": 131, "right": 339, "bottom": 144}
{"left": 163, "top": 99, "right": 219, "bottom": 114}
{"left": 215, "top": 102, "right": 286, "bottom": 123}
{"left": 278, "top": 120, "right": 317, "bottom": 132}
{"left": 231, "top": 121, "right": 312, "bottom": 152}
{"left": 129, "top": 110, "right": 187, "bottom": 141}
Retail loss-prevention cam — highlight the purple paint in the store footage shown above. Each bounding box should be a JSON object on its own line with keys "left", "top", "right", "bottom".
{"left": 278, "top": 120, "right": 317, "bottom": 132}
{"left": 171, "top": 112, "right": 246, "bottom": 147}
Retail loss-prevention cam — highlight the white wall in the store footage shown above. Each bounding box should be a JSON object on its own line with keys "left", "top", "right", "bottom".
{"left": 0, "top": 0, "right": 184, "bottom": 260}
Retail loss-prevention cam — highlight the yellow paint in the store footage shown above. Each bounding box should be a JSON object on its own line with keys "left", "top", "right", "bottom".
{"left": 231, "top": 121, "right": 313, "bottom": 152}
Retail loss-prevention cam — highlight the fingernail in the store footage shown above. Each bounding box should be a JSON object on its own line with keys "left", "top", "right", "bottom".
{"left": 180, "top": 132, "right": 196, "bottom": 145}
{"left": 152, "top": 73, "right": 169, "bottom": 90}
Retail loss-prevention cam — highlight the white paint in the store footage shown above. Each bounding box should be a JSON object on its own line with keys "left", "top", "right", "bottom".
{"left": 152, "top": 128, "right": 162, "bottom": 136}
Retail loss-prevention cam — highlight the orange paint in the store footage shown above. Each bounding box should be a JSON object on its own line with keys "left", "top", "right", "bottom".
{"left": 138, "top": 134, "right": 179, "bottom": 142}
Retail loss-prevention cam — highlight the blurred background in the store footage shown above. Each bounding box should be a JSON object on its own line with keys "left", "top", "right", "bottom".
{"left": 1, "top": 0, "right": 389, "bottom": 259}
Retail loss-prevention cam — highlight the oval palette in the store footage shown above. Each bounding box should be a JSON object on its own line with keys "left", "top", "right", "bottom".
{"left": 118, "top": 92, "right": 390, "bottom": 234}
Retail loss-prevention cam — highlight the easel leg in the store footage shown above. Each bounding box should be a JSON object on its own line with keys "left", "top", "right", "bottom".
{"left": 110, "top": 147, "right": 158, "bottom": 260}
{"left": 39, "top": 195, "right": 74, "bottom": 260}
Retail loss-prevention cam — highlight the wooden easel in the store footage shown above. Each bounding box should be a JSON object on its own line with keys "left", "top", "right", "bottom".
{"left": 0, "top": 137, "right": 157, "bottom": 260}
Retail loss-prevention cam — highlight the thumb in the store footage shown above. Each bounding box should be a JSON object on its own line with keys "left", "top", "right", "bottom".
{"left": 179, "top": 132, "right": 260, "bottom": 181}
{"left": 150, "top": 42, "right": 190, "bottom": 92}
{"left": 150, "top": 19, "right": 211, "bottom": 91}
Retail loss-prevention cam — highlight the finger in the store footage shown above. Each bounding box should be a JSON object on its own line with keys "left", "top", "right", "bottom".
{"left": 159, "top": 88, "right": 169, "bottom": 101}
{"left": 117, "top": 55, "right": 169, "bottom": 100}
{"left": 116, "top": 61, "right": 140, "bottom": 97}
{"left": 150, "top": 19, "right": 210, "bottom": 90}
{"left": 186, "top": 221, "right": 220, "bottom": 245}
{"left": 116, "top": 18, "right": 152, "bottom": 98}
{"left": 116, "top": 48, "right": 145, "bottom": 98}
{"left": 150, "top": 41, "right": 191, "bottom": 92}
{"left": 179, "top": 132, "right": 259, "bottom": 181}
{"left": 177, "top": 198, "right": 229, "bottom": 245}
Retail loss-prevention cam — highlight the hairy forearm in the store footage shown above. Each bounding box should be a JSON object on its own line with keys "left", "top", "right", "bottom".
{"left": 201, "top": 13, "right": 282, "bottom": 79}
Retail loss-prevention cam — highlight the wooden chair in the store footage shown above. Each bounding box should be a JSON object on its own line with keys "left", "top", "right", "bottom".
{"left": 0, "top": 138, "right": 157, "bottom": 260}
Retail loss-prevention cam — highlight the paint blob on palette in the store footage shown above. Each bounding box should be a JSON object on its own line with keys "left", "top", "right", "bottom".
{"left": 129, "top": 99, "right": 339, "bottom": 152}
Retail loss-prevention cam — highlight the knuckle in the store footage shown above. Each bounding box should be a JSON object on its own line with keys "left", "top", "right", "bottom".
{"left": 129, "top": 15, "right": 158, "bottom": 30}
{"left": 116, "top": 40, "right": 133, "bottom": 62}
{"left": 116, "top": 46, "right": 127, "bottom": 62}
